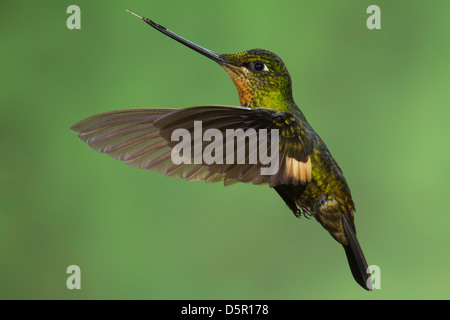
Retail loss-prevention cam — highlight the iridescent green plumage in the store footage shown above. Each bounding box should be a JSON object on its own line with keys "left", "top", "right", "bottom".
{"left": 71, "top": 10, "right": 372, "bottom": 291}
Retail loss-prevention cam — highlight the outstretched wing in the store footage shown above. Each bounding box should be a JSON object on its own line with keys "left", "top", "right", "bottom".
{"left": 71, "top": 106, "right": 313, "bottom": 187}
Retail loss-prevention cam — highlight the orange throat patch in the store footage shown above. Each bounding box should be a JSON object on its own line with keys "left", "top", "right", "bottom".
{"left": 223, "top": 66, "right": 254, "bottom": 107}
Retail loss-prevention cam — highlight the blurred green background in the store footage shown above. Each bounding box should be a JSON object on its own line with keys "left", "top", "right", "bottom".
{"left": 1, "top": 0, "right": 449, "bottom": 299}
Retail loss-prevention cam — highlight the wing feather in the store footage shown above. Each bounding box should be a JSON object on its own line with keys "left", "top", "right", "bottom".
{"left": 72, "top": 106, "right": 312, "bottom": 187}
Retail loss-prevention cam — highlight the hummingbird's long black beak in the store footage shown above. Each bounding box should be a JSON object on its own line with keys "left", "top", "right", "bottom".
{"left": 127, "top": 10, "right": 229, "bottom": 65}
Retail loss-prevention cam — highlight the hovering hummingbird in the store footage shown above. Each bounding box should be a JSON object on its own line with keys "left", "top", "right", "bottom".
{"left": 71, "top": 10, "right": 373, "bottom": 291}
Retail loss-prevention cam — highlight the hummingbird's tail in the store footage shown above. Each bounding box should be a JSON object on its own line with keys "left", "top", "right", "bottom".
{"left": 342, "top": 215, "right": 373, "bottom": 291}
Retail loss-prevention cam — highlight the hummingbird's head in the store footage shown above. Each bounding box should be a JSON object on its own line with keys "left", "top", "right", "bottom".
{"left": 219, "top": 49, "right": 294, "bottom": 109}
{"left": 128, "top": 11, "right": 294, "bottom": 110}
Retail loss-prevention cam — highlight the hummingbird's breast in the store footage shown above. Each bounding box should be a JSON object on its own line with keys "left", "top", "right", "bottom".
{"left": 292, "top": 110, "right": 355, "bottom": 220}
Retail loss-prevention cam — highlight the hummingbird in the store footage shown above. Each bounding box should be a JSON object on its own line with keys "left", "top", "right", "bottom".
{"left": 71, "top": 10, "right": 373, "bottom": 291}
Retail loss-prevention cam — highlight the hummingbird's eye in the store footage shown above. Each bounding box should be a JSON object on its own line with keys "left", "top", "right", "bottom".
{"left": 248, "top": 61, "right": 269, "bottom": 73}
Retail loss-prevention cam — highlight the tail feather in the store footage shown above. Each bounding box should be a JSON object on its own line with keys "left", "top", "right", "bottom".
{"left": 342, "top": 215, "right": 373, "bottom": 291}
